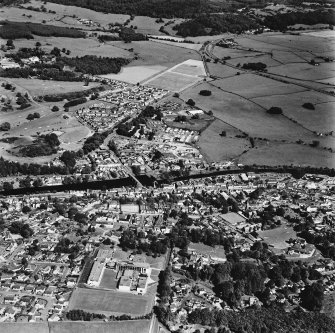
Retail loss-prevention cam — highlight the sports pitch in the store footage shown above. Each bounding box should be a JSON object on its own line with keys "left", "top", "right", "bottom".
{"left": 69, "top": 287, "right": 154, "bottom": 316}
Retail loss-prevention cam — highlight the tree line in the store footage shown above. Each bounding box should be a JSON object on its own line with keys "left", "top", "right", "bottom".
{"left": 43, "top": 0, "right": 224, "bottom": 18}
{"left": 174, "top": 13, "right": 259, "bottom": 37}
{"left": 0, "top": 21, "right": 86, "bottom": 39}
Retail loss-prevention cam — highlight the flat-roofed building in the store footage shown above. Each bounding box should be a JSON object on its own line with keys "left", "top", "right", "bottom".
{"left": 116, "top": 261, "right": 150, "bottom": 275}
{"left": 87, "top": 259, "right": 105, "bottom": 287}
{"left": 137, "top": 277, "right": 147, "bottom": 294}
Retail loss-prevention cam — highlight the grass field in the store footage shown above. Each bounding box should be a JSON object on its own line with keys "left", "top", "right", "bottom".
{"left": 69, "top": 287, "right": 154, "bottom": 316}
{"left": 5, "top": 78, "right": 100, "bottom": 97}
{"left": 258, "top": 225, "right": 296, "bottom": 250}
{"left": 189, "top": 242, "right": 226, "bottom": 260}
{"left": 110, "top": 41, "right": 201, "bottom": 67}
{"left": 211, "top": 73, "right": 306, "bottom": 99}
{"left": 198, "top": 119, "right": 250, "bottom": 162}
{"left": 240, "top": 142, "right": 335, "bottom": 168}
{"left": 146, "top": 71, "right": 201, "bottom": 91}
{"left": 181, "top": 82, "right": 315, "bottom": 142}
{"left": 99, "top": 269, "right": 118, "bottom": 289}
{"left": 252, "top": 90, "right": 335, "bottom": 134}
{"left": 145, "top": 59, "right": 205, "bottom": 91}
{"left": 100, "top": 65, "right": 167, "bottom": 84}
{"left": 11, "top": 37, "right": 132, "bottom": 58}
{"left": 50, "top": 320, "right": 152, "bottom": 333}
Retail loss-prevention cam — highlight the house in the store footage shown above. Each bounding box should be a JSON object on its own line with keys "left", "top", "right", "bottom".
{"left": 35, "top": 285, "right": 46, "bottom": 295}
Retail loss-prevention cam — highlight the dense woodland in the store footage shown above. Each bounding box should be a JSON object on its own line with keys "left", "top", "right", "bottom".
{"left": 262, "top": 9, "right": 335, "bottom": 31}
{"left": 44, "top": 0, "right": 224, "bottom": 18}
{"left": 174, "top": 13, "right": 260, "bottom": 37}
{"left": 0, "top": 21, "right": 85, "bottom": 39}
{"left": 59, "top": 56, "right": 130, "bottom": 75}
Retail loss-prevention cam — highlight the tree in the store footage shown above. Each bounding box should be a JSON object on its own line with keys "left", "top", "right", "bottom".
{"left": 6, "top": 39, "right": 14, "bottom": 47}
{"left": 300, "top": 282, "right": 324, "bottom": 311}
{"left": 3, "top": 182, "right": 13, "bottom": 191}
{"left": 267, "top": 107, "right": 283, "bottom": 115}
{"left": 0, "top": 122, "right": 10, "bottom": 131}
{"left": 33, "top": 178, "right": 43, "bottom": 187}
{"left": 60, "top": 150, "right": 76, "bottom": 169}
{"left": 51, "top": 105, "right": 59, "bottom": 112}
{"left": 199, "top": 89, "right": 212, "bottom": 96}
{"left": 186, "top": 98, "right": 195, "bottom": 106}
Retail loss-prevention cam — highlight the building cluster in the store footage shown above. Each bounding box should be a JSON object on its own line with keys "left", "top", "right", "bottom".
{"left": 0, "top": 171, "right": 334, "bottom": 322}
{"left": 76, "top": 85, "right": 168, "bottom": 132}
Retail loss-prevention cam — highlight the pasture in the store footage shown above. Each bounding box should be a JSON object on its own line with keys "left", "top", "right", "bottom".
{"left": 110, "top": 41, "right": 201, "bottom": 67}
{"left": 5, "top": 78, "right": 101, "bottom": 97}
{"left": 239, "top": 142, "right": 335, "bottom": 168}
{"left": 100, "top": 65, "right": 167, "bottom": 84}
{"left": 198, "top": 120, "right": 250, "bottom": 162}
{"left": 145, "top": 59, "right": 206, "bottom": 91}
{"left": 211, "top": 73, "right": 306, "bottom": 99}
{"left": 69, "top": 287, "right": 154, "bottom": 316}
{"left": 252, "top": 90, "right": 335, "bottom": 134}
{"left": 11, "top": 36, "right": 132, "bottom": 58}
{"left": 181, "top": 82, "right": 315, "bottom": 142}
{"left": 145, "top": 71, "right": 201, "bottom": 91}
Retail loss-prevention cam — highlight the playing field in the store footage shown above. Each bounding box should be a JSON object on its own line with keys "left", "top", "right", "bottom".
{"left": 189, "top": 242, "right": 226, "bottom": 260}
{"left": 69, "top": 287, "right": 154, "bottom": 316}
{"left": 258, "top": 225, "right": 297, "bottom": 250}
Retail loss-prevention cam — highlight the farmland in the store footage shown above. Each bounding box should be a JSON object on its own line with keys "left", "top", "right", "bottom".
{"left": 4, "top": 78, "right": 101, "bottom": 97}
{"left": 69, "top": 287, "right": 155, "bottom": 316}
{"left": 198, "top": 120, "right": 251, "bottom": 162}
{"left": 145, "top": 59, "right": 205, "bottom": 91}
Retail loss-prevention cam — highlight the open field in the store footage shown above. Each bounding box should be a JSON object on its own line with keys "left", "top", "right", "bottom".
{"left": 181, "top": 82, "right": 316, "bottom": 142}
{"left": 22, "top": 0, "right": 130, "bottom": 27}
{"left": 109, "top": 41, "right": 201, "bottom": 67}
{"left": 211, "top": 73, "right": 306, "bottom": 99}
{"left": 268, "top": 62, "right": 335, "bottom": 81}
{"left": 146, "top": 71, "right": 201, "bottom": 91}
{"left": 100, "top": 65, "right": 167, "bottom": 84}
{"left": 198, "top": 119, "right": 250, "bottom": 162}
{"left": 69, "top": 287, "right": 154, "bottom": 316}
{"left": 0, "top": 320, "right": 153, "bottom": 333}
{"left": 258, "top": 225, "right": 297, "bottom": 250}
{"left": 252, "top": 90, "right": 335, "bottom": 134}
{"left": 239, "top": 142, "right": 335, "bottom": 168}
{"left": 10, "top": 36, "right": 132, "bottom": 58}
{"left": 149, "top": 39, "right": 202, "bottom": 51}
{"left": 145, "top": 59, "right": 205, "bottom": 91}
{"left": 189, "top": 242, "right": 226, "bottom": 260}
{"left": 5, "top": 78, "right": 100, "bottom": 97}
{"left": 50, "top": 320, "right": 152, "bottom": 333}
